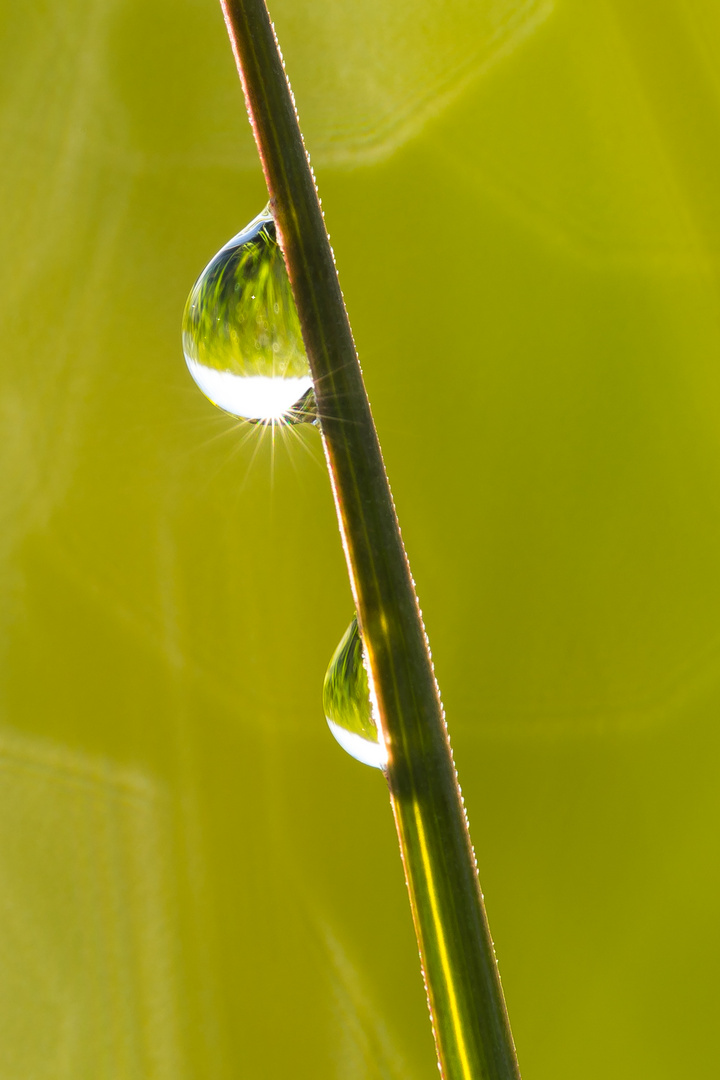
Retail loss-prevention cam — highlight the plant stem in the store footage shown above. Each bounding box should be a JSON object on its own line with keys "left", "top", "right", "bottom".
{"left": 218, "top": 3, "right": 522, "bottom": 1077}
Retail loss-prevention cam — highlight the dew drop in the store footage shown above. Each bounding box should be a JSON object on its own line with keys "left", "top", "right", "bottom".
{"left": 323, "top": 616, "right": 387, "bottom": 770}
{"left": 182, "top": 206, "right": 316, "bottom": 424}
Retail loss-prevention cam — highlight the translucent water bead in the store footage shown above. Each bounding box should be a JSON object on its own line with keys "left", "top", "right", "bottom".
{"left": 323, "top": 617, "right": 387, "bottom": 770}
{"left": 182, "top": 206, "right": 315, "bottom": 424}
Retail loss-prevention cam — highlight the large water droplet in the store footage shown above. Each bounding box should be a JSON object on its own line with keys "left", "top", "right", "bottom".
{"left": 323, "top": 617, "right": 387, "bottom": 770}
{"left": 182, "top": 207, "right": 315, "bottom": 424}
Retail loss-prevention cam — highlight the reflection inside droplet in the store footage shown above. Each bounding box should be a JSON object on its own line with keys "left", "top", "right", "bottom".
{"left": 185, "top": 367, "right": 313, "bottom": 422}
{"left": 182, "top": 206, "right": 315, "bottom": 424}
{"left": 323, "top": 617, "right": 387, "bottom": 770}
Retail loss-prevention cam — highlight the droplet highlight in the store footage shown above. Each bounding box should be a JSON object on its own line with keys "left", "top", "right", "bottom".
{"left": 182, "top": 206, "right": 315, "bottom": 424}
{"left": 323, "top": 617, "right": 387, "bottom": 770}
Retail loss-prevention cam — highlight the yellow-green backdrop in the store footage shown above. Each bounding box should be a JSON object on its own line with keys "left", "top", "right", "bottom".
{"left": 2, "top": 1, "right": 720, "bottom": 1077}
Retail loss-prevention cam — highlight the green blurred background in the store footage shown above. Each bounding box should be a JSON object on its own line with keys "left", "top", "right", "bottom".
{"left": 2, "top": 0, "right": 720, "bottom": 1076}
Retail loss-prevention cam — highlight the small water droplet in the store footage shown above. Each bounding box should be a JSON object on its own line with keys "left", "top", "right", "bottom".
{"left": 323, "top": 616, "right": 387, "bottom": 770}
{"left": 182, "top": 206, "right": 316, "bottom": 424}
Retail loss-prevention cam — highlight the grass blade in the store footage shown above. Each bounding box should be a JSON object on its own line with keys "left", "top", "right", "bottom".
{"left": 218, "top": 2, "right": 522, "bottom": 1076}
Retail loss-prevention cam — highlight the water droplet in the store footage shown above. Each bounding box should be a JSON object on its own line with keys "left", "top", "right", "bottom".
{"left": 323, "top": 617, "right": 387, "bottom": 770}
{"left": 182, "top": 206, "right": 316, "bottom": 424}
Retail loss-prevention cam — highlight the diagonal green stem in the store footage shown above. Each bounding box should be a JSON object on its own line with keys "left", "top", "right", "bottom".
{"left": 218, "top": 3, "right": 521, "bottom": 1077}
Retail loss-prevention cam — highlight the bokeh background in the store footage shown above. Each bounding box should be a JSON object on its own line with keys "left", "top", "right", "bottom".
{"left": 2, "top": 0, "right": 720, "bottom": 1076}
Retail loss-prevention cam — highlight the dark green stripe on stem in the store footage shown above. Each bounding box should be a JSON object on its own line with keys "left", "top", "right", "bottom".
{"left": 218, "top": 3, "right": 522, "bottom": 1077}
